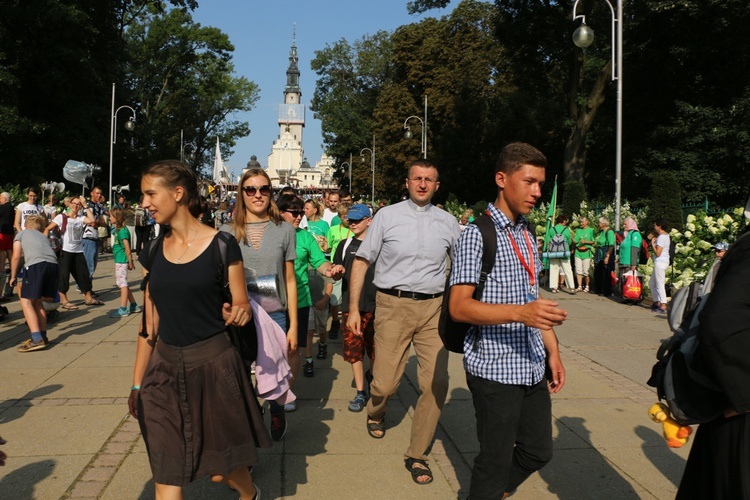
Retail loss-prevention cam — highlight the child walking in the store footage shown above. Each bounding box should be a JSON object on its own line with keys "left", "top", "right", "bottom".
{"left": 332, "top": 204, "right": 376, "bottom": 412}
{"left": 109, "top": 208, "right": 141, "bottom": 318}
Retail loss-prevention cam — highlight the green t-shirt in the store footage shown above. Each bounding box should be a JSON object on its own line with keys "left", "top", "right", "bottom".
{"left": 574, "top": 227, "right": 595, "bottom": 259}
{"left": 294, "top": 228, "right": 328, "bottom": 308}
{"left": 619, "top": 230, "right": 642, "bottom": 266}
{"left": 112, "top": 226, "right": 131, "bottom": 264}
{"left": 594, "top": 228, "right": 616, "bottom": 262}
{"left": 327, "top": 224, "right": 353, "bottom": 263}
{"left": 331, "top": 215, "right": 342, "bottom": 227}
{"left": 306, "top": 219, "right": 329, "bottom": 240}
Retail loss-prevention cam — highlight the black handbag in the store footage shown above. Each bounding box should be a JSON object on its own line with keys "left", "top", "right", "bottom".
{"left": 214, "top": 233, "right": 258, "bottom": 368}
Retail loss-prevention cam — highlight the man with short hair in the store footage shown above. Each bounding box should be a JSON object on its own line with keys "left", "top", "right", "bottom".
{"left": 348, "top": 159, "right": 461, "bottom": 485}
{"left": 82, "top": 186, "right": 107, "bottom": 283}
{"left": 338, "top": 189, "right": 353, "bottom": 208}
{"left": 322, "top": 191, "right": 339, "bottom": 226}
{"left": 449, "top": 142, "right": 567, "bottom": 499}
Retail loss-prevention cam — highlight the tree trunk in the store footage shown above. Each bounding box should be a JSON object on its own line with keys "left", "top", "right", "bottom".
{"left": 564, "top": 58, "right": 613, "bottom": 182}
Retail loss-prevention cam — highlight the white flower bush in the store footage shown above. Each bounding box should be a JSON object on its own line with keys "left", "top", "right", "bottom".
{"left": 450, "top": 197, "right": 747, "bottom": 291}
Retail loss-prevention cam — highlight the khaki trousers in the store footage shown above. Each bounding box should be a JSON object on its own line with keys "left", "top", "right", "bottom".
{"left": 367, "top": 291, "right": 449, "bottom": 461}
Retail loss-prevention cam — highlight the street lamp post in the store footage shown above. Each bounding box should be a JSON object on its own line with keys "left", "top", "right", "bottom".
{"left": 572, "top": 0, "right": 622, "bottom": 231}
{"left": 360, "top": 135, "right": 376, "bottom": 206}
{"left": 109, "top": 83, "right": 136, "bottom": 208}
{"left": 341, "top": 152, "right": 354, "bottom": 193}
{"left": 403, "top": 95, "right": 428, "bottom": 159}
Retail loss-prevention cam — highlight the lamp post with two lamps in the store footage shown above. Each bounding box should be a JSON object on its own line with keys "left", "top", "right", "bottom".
{"left": 572, "top": 0, "right": 623, "bottom": 231}
{"left": 403, "top": 95, "right": 427, "bottom": 159}
{"left": 360, "top": 135, "right": 376, "bottom": 206}
{"left": 108, "top": 83, "right": 136, "bottom": 209}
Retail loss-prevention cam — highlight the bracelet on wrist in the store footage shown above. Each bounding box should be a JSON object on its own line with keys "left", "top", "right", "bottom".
{"left": 130, "top": 385, "right": 141, "bottom": 391}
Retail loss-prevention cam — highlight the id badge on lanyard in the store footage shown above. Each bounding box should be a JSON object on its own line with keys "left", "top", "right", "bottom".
{"left": 507, "top": 228, "right": 537, "bottom": 304}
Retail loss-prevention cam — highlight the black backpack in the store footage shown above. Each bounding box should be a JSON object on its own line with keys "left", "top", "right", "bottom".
{"left": 439, "top": 216, "right": 497, "bottom": 353}
{"left": 647, "top": 285, "right": 726, "bottom": 425}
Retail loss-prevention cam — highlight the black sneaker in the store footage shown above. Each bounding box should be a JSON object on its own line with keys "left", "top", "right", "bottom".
{"left": 328, "top": 319, "right": 340, "bottom": 339}
{"left": 303, "top": 360, "right": 314, "bottom": 377}
{"left": 316, "top": 343, "right": 327, "bottom": 359}
{"left": 270, "top": 412, "right": 287, "bottom": 441}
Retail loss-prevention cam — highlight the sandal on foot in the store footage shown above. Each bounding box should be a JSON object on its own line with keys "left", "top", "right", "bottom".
{"left": 61, "top": 302, "right": 79, "bottom": 310}
{"left": 366, "top": 418, "right": 385, "bottom": 439}
{"left": 404, "top": 458, "right": 433, "bottom": 485}
{"left": 85, "top": 299, "right": 104, "bottom": 306}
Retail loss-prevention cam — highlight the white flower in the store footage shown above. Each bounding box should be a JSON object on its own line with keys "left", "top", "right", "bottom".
{"left": 697, "top": 240, "right": 712, "bottom": 251}
{"left": 687, "top": 214, "right": 697, "bottom": 223}
{"left": 704, "top": 216, "right": 715, "bottom": 226}
{"left": 686, "top": 223, "right": 696, "bottom": 232}
{"left": 708, "top": 226, "right": 719, "bottom": 235}
{"left": 684, "top": 231, "right": 692, "bottom": 238}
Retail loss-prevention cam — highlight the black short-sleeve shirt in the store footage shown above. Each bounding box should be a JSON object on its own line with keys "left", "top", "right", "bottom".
{"left": 139, "top": 233, "right": 243, "bottom": 347}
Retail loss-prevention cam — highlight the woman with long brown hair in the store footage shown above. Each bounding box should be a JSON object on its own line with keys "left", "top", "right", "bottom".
{"left": 131, "top": 160, "right": 269, "bottom": 499}
{"left": 225, "top": 168, "right": 298, "bottom": 441}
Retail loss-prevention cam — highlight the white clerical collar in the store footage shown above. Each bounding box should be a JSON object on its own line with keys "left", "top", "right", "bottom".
{"left": 407, "top": 199, "right": 431, "bottom": 212}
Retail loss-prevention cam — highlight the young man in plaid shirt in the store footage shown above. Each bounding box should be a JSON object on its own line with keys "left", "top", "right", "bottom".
{"left": 449, "top": 143, "right": 567, "bottom": 499}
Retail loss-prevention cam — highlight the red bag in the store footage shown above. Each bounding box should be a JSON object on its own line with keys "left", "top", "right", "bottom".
{"left": 622, "top": 273, "right": 642, "bottom": 300}
{"left": 610, "top": 271, "right": 619, "bottom": 287}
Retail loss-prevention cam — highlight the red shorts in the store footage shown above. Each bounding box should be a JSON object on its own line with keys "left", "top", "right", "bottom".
{"left": 341, "top": 311, "right": 375, "bottom": 363}
{"left": 0, "top": 233, "right": 13, "bottom": 251}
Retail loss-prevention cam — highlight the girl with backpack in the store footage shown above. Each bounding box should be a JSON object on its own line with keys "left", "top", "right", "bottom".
{"left": 548, "top": 214, "right": 575, "bottom": 293}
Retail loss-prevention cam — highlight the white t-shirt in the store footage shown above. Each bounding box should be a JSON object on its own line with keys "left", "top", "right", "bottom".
{"left": 322, "top": 208, "right": 337, "bottom": 225}
{"left": 655, "top": 234, "right": 671, "bottom": 265}
{"left": 16, "top": 202, "right": 43, "bottom": 230}
{"left": 54, "top": 213, "right": 86, "bottom": 253}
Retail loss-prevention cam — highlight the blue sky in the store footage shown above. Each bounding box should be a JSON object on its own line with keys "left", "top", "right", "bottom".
{"left": 192, "top": 0, "right": 455, "bottom": 178}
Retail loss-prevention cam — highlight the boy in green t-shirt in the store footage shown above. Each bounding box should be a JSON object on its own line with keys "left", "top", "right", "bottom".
{"left": 109, "top": 209, "right": 141, "bottom": 318}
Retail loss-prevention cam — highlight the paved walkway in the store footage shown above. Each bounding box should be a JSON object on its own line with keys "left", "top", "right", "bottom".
{"left": 0, "top": 254, "right": 690, "bottom": 499}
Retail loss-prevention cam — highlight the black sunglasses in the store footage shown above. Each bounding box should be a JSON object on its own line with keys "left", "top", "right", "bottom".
{"left": 284, "top": 210, "right": 304, "bottom": 218}
{"left": 348, "top": 218, "right": 366, "bottom": 225}
{"left": 242, "top": 185, "right": 271, "bottom": 197}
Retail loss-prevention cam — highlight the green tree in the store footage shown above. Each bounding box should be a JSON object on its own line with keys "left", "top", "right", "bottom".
{"left": 123, "top": 6, "right": 258, "bottom": 186}
{"left": 648, "top": 170, "right": 683, "bottom": 231}
{"left": 310, "top": 31, "right": 394, "bottom": 196}
{"left": 562, "top": 179, "right": 587, "bottom": 218}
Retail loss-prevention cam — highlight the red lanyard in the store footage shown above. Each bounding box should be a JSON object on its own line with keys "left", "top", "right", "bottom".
{"left": 506, "top": 228, "right": 536, "bottom": 287}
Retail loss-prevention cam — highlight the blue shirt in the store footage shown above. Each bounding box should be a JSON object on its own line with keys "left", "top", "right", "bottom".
{"left": 450, "top": 203, "right": 547, "bottom": 385}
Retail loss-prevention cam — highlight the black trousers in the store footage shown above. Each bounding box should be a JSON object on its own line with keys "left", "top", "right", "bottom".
{"left": 134, "top": 225, "right": 152, "bottom": 255}
{"left": 466, "top": 374, "right": 552, "bottom": 499}
{"left": 593, "top": 259, "right": 614, "bottom": 296}
{"left": 57, "top": 250, "right": 92, "bottom": 294}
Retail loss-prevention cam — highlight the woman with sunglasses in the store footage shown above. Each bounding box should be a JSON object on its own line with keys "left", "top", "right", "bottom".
{"left": 277, "top": 194, "right": 344, "bottom": 400}
{"left": 226, "top": 168, "right": 298, "bottom": 441}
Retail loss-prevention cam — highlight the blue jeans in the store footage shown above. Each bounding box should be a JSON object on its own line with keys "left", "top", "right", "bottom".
{"left": 81, "top": 239, "right": 99, "bottom": 279}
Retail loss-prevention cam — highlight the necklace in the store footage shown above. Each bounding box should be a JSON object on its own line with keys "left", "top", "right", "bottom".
{"left": 175, "top": 228, "right": 199, "bottom": 263}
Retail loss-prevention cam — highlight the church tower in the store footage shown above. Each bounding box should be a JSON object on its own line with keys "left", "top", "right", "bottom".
{"left": 266, "top": 28, "right": 306, "bottom": 187}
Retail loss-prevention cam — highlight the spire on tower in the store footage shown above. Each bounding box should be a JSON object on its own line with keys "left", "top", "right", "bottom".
{"left": 285, "top": 24, "right": 300, "bottom": 95}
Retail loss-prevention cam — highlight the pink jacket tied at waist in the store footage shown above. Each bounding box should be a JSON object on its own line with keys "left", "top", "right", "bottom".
{"left": 250, "top": 298, "right": 295, "bottom": 404}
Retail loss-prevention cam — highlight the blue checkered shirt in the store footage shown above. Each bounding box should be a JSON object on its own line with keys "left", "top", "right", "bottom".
{"left": 450, "top": 204, "right": 547, "bottom": 385}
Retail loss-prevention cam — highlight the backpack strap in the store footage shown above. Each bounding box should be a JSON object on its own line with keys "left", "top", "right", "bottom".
{"left": 215, "top": 231, "right": 233, "bottom": 303}
{"left": 473, "top": 216, "right": 498, "bottom": 301}
{"left": 138, "top": 232, "right": 165, "bottom": 338}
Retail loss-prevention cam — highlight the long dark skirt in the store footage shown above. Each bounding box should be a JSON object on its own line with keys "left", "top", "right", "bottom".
{"left": 676, "top": 413, "right": 750, "bottom": 499}
{"left": 138, "top": 332, "right": 272, "bottom": 486}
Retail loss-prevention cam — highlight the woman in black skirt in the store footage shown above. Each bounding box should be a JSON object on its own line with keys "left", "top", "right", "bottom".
{"left": 129, "top": 160, "right": 270, "bottom": 499}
